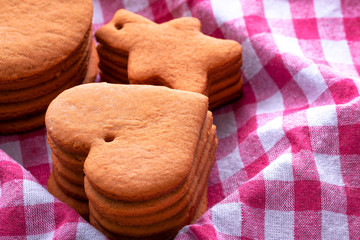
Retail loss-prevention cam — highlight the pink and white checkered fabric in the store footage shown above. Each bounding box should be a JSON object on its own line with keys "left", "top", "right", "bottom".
{"left": 1, "top": 0, "right": 360, "bottom": 239}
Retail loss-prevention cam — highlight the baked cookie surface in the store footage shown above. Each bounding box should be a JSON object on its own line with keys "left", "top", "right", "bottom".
{"left": 0, "top": 0, "right": 93, "bottom": 82}
{"left": 95, "top": 9, "right": 242, "bottom": 95}
{"left": 46, "top": 83, "right": 209, "bottom": 201}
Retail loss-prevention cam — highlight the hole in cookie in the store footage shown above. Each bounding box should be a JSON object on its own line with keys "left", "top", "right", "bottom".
{"left": 104, "top": 134, "right": 115, "bottom": 143}
{"left": 115, "top": 23, "right": 123, "bottom": 30}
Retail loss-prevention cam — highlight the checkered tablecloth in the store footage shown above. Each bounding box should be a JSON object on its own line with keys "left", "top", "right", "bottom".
{"left": 1, "top": 0, "right": 360, "bottom": 239}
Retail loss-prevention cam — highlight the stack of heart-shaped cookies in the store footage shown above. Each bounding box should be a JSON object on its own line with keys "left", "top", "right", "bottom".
{"left": 0, "top": 0, "right": 96, "bottom": 134}
{"left": 95, "top": 9, "right": 243, "bottom": 110}
{"left": 46, "top": 83, "right": 218, "bottom": 239}
{"left": 47, "top": 149, "right": 89, "bottom": 220}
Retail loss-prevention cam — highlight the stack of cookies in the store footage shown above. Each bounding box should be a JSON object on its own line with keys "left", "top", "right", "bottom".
{"left": 47, "top": 150, "right": 89, "bottom": 220}
{"left": 46, "top": 83, "right": 218, "bottom": 239}
{"left": 0, "top": 0, "right": 96, "bottom": 134}
{"left": 95, "top": 9, "right": 243, "bottom": 110}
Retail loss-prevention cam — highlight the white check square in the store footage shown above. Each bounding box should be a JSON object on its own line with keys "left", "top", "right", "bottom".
{"left": 0, "top": 141, "right": 23, "bottom": 165}
{"left": 76, "top": 222, "right": 108, "bottom": 239}
{"left": 265, "top": 210, "right": 295, "bottom": 239}
{"left": 123, "top": 0, "right": 150, "bottom": 13}
{"left": 322, "top": 211, "right": 349, "bottom": 239}
{"left": 264, "top": 153, "right": 293, "bottom": 181}
{"left": 314, "top": 154, "right": 344, "bottom": 186}
{"left": 211, "top": 0, "right": 243, "bottom": 26}
{"left": 314, "top": 0, "right": 343, "bottom": 18}
{"left": 214, "top": 112, "right": 237, "bottom": 139}
{"left": 217, "top": 146, "right": 243, "bottom": 182}
{"left": 23, "top": 180, "right": 54, "bottom": 206}
{"left": 212, "top": 202, "right": 242, "bottom": 236}
{"left": 257, "top": 116, "right": 285, "bottom": 152}
{"left": 27, "top": 232, "right": 55, "bottom": 240}
{"left": 306, "top": 105, "right": 338, "bottom": 126}
{"left": 273, "top": 34, "right": 304, "bottom": 58}
{"left": 256, "top": 91, "right": 285, "bottom": 115}
{"left": 241, "top": 38, "right": 263, "bottom": 80}
{"left": 293, "top": 64, "right": 328, "bottom": 104}
{"left": 321, "top": 40, "right": 353, "bottom": 65}
{"left": 263, "top": 0, "right": 292, "bottom": 19}
{"left": 92, "top": 0, "right": 104, "bottom": 24}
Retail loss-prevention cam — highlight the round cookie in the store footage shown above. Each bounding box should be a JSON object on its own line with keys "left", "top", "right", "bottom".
{"left": 0, "top": 0, "right": 93, "bottom": 84}
{"left": 0, "top": 36, "right": 92, "bottom": 103}
{"left": 89, "top": 214, "right": 177, "bottom": 240}
{"left": 83, "top": 41, "right": 100, "bottom": 84}
{"left": 0, "top": 28, "right": 91, "bottom": 91}
{"left": 0, "top": 64, "right": 87, "bottom": 121}
{"left": 0, "top": 39, "right": 98, "bottom": 135}
{"left": 0, "top": 112, "right": 45, "bottom": 135}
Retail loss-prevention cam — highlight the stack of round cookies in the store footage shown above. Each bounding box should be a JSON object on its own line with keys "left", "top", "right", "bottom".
{"left": 95, "top": 9, "right": 243, "bottom": 110}
{"left": 46, "top": 83, "right": 218, "bottom": 239}
{"left": 0, "top": 0, "right": 96, "bottom": 134}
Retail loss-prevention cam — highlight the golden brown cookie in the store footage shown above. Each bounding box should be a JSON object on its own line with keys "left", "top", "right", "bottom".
{"left": 85, "top": 124, "right": 216, "bottom": 224}
{"left": 83, "top": 125, "right": 216, "bottom": 239}
{"left": 0, "top": 112, "right": 45, "bottom": 135}
{"left": 0, "top": 37, "right": 92, "bottom": 103}
{"left": 47, "top": 171, "right": 89, "bottom": 220}
{"left": 0, "top": 27, "right": 92, "bottom": 91}
{"left": 53, "top": 166, "right": 87, "bottom": 200}
{"left": 191, "top": 184, "right": 208, "bottom": 224}
{"left": 0, "top": 0, "right": 93, "bottom": 84}
{"left": 46, "top": 83, "right": 208, "bottom": 200}
{"left": 89, "top": 214, "right": 177, "bottom": 240}
{"left": 95, "top": 9, "right": 243, "bottom": 109}
{"left": 210, "top": 79, "right": 243, "bottom": 109}
{"left": 209, "top": 71, "right": 242, "bottom": 95}
{"left": 0, "top": 0, "right": 94, "bottom": 134}
{"left": 0, "top": 64, "right": 87, "bottom": 121}
{"left": 89, "top": 187, "right": 207, "bottom": 240}
{"left": 47, "top": 136, "right": 86, "bottom": 173}
{"left": 99, "top": 70, "right": 129, "bottom": 84}
{"left": 88, "top": 158, "right": 214, "bottom": 238}
{"left": 45, "top": 83, "right": 218, "bottom": 238}
{"left": 83, "top": 41, "right": 100, "bottom": 84}
{"left": 45, "top": 83, "right": 221, "bottom": 239}
{"left": 96, "top": 9, "right": 241, "bottom": 94}
{"left": 52, "top": 153, "right": 84, "bottom": 186}
{"left": 97, "top": 44, "right": 128, "bottom": 68}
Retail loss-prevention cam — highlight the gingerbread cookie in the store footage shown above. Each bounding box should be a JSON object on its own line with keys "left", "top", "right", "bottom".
{"left": 46, "top": 83, "right": 218, "bottom": 239}
{"left": 47, "top": 172, "right": 89, "bottom": 220}
{"left": 95, "top": 9, "right": 243, "bottom": 109}
{"left": 0, "top": 0, "right": 95, "bottom": 134}
{"left": 85, "top": 123, "right": 215, "bottom": 221}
